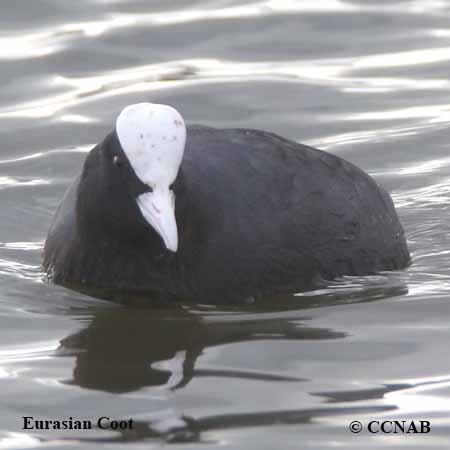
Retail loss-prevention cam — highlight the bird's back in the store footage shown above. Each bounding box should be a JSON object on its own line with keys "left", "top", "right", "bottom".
{"left": 179, "top": 126, "right": 409, "bottom": 300}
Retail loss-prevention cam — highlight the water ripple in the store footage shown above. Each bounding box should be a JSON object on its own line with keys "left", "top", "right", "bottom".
{"left": 372, "top": 156, "right": 450, "bottom": 177}
{"left": 0, "top": 177, "right": 49, "bottom": 188}
{"left": 0, "top": 258, "right": 41, "bottom": 282}
{"left": 0, "top": 1, "right": 356, "bottom": 61}
{"left": 0, "top": 433, "right": 41, "bottom": 450}
{"left": 0, "top": 341, "right": 58, "bottom": 364}
{"left": 0, "top": 242, "right": 43, "bottom": 251}
{"left": 393, "top": 178, "right": 450, "bottom": 208}
{"left": 2, "top": 55, "right": 448, "bottom": 121}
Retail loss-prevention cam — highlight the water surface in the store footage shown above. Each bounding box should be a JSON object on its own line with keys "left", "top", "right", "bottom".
{"left": 1, "top": 1, "right": 450, "bottom": 448}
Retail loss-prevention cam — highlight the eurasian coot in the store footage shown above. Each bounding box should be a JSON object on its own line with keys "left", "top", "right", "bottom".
{"left": 43, "top": 103, "right": 410, "bottom": 303}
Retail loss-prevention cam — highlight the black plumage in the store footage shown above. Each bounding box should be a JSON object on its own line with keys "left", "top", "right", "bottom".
{"left": 43, "top": 125, "right": 410, "bottom": 303}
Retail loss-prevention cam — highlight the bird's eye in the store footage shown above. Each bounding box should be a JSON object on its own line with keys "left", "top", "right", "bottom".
{"left": 169, "top": 183, "right": 174, "bottom": 191}
{"left": 147, "top": 185, "right": 154, "bottom": 193}
{"left": 113, "top": 155, "right": 127, "bottom": 167}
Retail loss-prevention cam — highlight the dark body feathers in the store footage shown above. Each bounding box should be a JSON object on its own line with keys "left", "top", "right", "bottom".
{"left": 43, "top": 126, "right": 410, "bottom": 303}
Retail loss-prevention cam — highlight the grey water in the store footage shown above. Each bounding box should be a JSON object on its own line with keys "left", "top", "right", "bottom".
{"left": 1, "top": 0, "right": 450, "bottom": 448}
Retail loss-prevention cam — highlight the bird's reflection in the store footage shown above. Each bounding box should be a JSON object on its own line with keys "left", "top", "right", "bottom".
{"left": 57, "top": 278, "right": 408, "bottom": 393}
{"left": 58, "top": 301, "right": 345, "bottom": 392}
{"left": 54, "top": 281, "right": 407, "bottom": 444}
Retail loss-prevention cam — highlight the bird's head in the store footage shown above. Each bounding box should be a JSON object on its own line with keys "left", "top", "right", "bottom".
{"left": 78, "top": 103, "right": 186, "bottom": 253}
